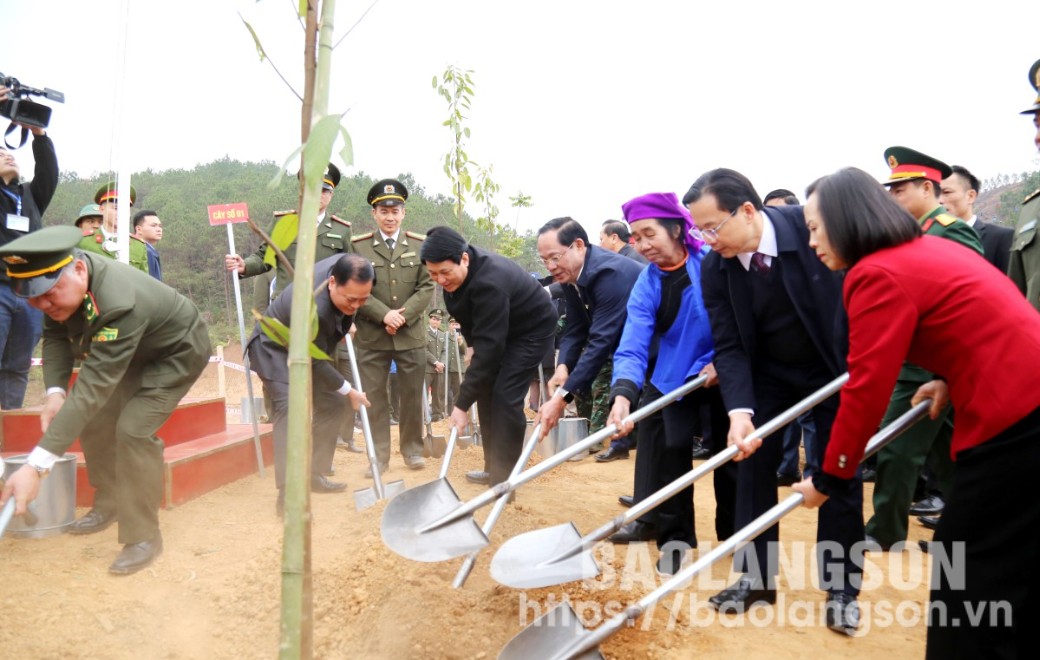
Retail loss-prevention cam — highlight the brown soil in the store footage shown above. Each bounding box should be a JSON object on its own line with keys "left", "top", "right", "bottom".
{"left": 3, "top": 345, "right": 931, "bottom": 658}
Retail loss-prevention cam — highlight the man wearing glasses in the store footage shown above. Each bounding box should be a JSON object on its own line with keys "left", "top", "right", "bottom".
{"left": 685, "top": 168, "right": 863, "bottom": 636}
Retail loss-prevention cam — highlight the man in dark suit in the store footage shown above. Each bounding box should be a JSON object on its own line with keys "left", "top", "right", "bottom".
{"left": 599, "top": 219, "right": 649, "bottom": 265}
{"left": 940, "top": 165, "right": 1013, "bottom": 273}
{"left": 420, "top": 226, "right": 557, "bottom": 486}
{"left": 248, "top": 253, "right": 373, "bottom": 514}
{"left": 535, "top": 218, "right": 644, "bottom": 449}
{"left": 685, "top": 168, "right": 862, "bottom": 635}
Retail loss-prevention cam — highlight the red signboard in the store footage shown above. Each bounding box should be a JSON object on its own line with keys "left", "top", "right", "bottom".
{"left": 207, "top": 203, "right": 250, "bottom": 225}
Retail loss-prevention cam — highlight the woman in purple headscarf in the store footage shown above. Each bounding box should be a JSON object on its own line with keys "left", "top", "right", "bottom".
{"left": 606, "top": 191, "right": 735, "bottom": 576}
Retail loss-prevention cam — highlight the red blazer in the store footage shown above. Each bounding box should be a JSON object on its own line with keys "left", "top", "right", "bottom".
{"left": 823, "top": 235, "right": 1040, "bottom": 480}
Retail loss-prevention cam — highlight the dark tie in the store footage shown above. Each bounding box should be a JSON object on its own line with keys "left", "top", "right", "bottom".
{"left": 750, "top": 252, "right": 771, "bottom": 275}
{"left": 385, "top": 237, "right": 395, "bottom": 252}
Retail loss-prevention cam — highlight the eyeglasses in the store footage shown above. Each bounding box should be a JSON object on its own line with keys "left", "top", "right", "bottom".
{"left": 691, "top": 208, "right": 739, "bottom": 243}
{"left": 539, "top": 243, "right": 574, "bottom": 267}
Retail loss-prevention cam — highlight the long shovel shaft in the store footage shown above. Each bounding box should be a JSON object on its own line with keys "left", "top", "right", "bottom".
{"left": 547, "top": 373, "right": 850, "bottom": 565}
{"left": 550, "top": 399, "right": 932, "bottom": 660}
{"left": 0, "top": 497, "right": 15, "bottom": 539}
{"left": 345, "top": 335, "right": 385, "bottom": 500}
{"left": 419, "top": 375, "right": 709, "bottom": 534}
{"left": 453, "top": 423, "right": 544, "bottom": 588}
{"left": 438, "top": 427, "right": 459, "bottom": 481}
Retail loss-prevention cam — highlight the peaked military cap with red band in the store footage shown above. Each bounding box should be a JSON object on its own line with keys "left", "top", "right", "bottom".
{"left": 94, "top": 180, "right": 138, "bottom": 206}
{"left": 1021, "top": 58, "right": 1040, "bottom": 116}
{"left": 882, "top": 146, "right": 952, "bottom": 187}
{"left": 367, "top": 178, "right": 409, "bottom": 207}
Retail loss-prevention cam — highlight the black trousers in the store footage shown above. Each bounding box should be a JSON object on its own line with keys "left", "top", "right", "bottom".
{"left": 472, "top": 333, "right": 554, "bottom": 485}
{"left": 733, "top": 365, "right": 864, "bottom": 597}
{"left": 926, "top": 406, "right": 1040, "bottom": 659}
{"left": 263, "top": 379, "right": 342, "bottom": 490}
{"left": 633, "top": 383, "right": 736, "bottom": 549}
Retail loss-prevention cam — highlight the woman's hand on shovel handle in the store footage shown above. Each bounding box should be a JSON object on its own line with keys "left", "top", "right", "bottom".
{"left": 607, "top": 396, "right": 633, "bottom": 438}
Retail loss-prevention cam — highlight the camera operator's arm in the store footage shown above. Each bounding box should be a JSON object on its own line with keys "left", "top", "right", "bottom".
{"left": 28, "top": 129, "right": 56, "bottom": 216}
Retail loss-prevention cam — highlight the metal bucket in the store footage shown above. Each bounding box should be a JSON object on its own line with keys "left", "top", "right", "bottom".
{"left": 536, "top": 417, "right": 589, "bottom": 459}
{"left": 1, "top": 453, "right": 77, "bottom": 538}
{"left": 241, "top": 396, "right": 266, "bottom": 424}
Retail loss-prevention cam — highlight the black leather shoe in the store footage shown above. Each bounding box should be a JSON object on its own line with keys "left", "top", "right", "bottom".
{"left": 618, "top": 495, "right": 634, "bottom": 508}
{"left": 465, "top": 470, "right": 491, "bottom": 485}
{"left": 863, "top": 534, "right": 899, "bottom": 552}
{"left": 337, "top": 436, "right": 364, "bottom": 453}
{"left": 918, "top": 515, "right": 940, "bottom": 530}
{"left": 777, "top": 472, "right": 801, "bottom": 487}
{"left": 707, "top": 577, "right": 777, "bottom": 613}
{"left": 109, "top": 534, "right": 163, "bottom": 575}
{"left": 68, "top": 508, "right": 118, "bottom": 535}
{"left": 656, "top": 548, "right": 690, "bottom": 577}
{"left": 404, "top": 455, "right": 426, "bottom": 470}
{"left": 691, "top": 438, "right": 711, "bottom": 459}
{"left": 607, "top": 520, "right": 656, "bottom": 544}
{"left": 595, "top": 447, "right": 629, "bottom": 462}
{"left": 908, "top": 495, "right": 944, "bottom": 516}
{"left": 825, "top": 592, "right": 860, "bottom": 635}
{"left": 311, "top": 475, "right": 348, "bottom": 493}
{"left": 364, "top": 462, "right": 390, "bottom": 479}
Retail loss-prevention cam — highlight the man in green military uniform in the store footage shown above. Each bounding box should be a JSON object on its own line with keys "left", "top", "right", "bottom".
{"left": 446, "top": 316, "right": 467, "bottom": 412}
{"left": 0, "top": 226, "right": 211, "bottom": 575}
{"left": 74, "top": 203, "right": 102, "bottom": 233}
{"left": 224, "top": 163, "right": 353, "bottom": 310}
{"left": 1008, "top": 59, "right": 1040, "bottom": 311}
{"left": 78, "top": 181, "right": 150, "bottom": 274}
{"left": 351, "top": 179, "right": 435, "bottom": 473}
{"left": 864, "top": 147, "right": 984, "bottom": 549}
{"left": 425, "top": 309, "right": 447, "bottom": 420}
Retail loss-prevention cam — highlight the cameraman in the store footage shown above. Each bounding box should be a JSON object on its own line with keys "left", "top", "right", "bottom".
{"left": 0, "top": 85, "right": 58, "bottom": 410}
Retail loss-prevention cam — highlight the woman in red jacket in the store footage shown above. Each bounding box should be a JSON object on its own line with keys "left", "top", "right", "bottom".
{"left": 766, "top": 166, "right": 1040, "bottom": 658}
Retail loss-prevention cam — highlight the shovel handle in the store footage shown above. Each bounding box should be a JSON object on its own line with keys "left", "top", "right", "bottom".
{"left": 438, "top": 427, "right": 459, "bottom": 481}
{"left": 344, "top": 334, "right": 385, "bottom": 500}
{"left": 549, "top": 399, "right": 932, "bottom": 660}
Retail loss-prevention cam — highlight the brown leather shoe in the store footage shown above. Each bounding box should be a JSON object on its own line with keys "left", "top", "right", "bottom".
{"left": 311, "top": 475, "right": 348, "bottom": 493}
{"left": 68, "top": 508, "right": 118, "bottom": 535}
{"left": 109, "top": 534, "right": 163, "bottom": 575}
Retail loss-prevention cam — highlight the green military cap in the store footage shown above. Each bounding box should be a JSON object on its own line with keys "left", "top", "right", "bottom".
{"left": 0, "top": 225, "right": 84, "bottom": 298}
{"left": 429, "top": 308, "right": 444, "bottom": 319}
{"left": 882, "top": 146, "right": 952, "bottom": 186}
{"left": 1021, "top": 58, "right": 1040, "bottom": 115}
{"left": 94, "top": 180, "right": 137, "bottom": 206}
{"left": 367, "top": 178, "right": 408, "bottom": 207}
{"left": 75, "top": 203, "right": 102, "bottom": 228}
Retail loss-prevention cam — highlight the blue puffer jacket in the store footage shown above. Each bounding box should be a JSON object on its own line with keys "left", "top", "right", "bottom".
{"left": 611, "top": 247, "right": 714, "bottom": 401}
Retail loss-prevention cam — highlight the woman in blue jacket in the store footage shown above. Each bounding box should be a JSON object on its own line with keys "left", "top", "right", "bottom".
{"left": 608, "top": 192, "right": 735, "bottom": 576}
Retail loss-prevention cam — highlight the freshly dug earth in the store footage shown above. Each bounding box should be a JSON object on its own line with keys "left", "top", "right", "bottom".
{"left": 3, "top": 347, "right": 932, "bottom": 658}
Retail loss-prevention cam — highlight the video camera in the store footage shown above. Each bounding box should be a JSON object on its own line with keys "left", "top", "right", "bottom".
{"left": 1, "top": 72, "right": 64, "bottom": 130}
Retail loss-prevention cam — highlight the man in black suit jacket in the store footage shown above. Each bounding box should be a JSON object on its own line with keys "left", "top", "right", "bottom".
{"left": 941, "top": 165, "right": 1013, "bottom": 273}
{"left": 535, "top": 217, "right": 645, "bottom": 438}
{"left": 685, "top": 168, "right": 863, "bottom": 635}
{"left": 248, "top": 253, "right": 373, "bottom": 513}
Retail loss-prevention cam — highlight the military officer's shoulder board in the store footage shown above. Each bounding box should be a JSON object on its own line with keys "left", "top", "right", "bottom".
{"left": 934, "top": 213, "right": 959, "bottom": 227}
{"left": 352, "top": 231, "right": 374, "bottom": 242}
{"left": 405, "top": 230, "right": 426, "bottom": 241}
{"left": 274, "top": 209, "right": 296, "bottom": 217}
{"left": 330, "top": 214, "right": 351, "bottom": 227}
{"left": 1024, "top": 188, "right": 1040, "bottom": 205}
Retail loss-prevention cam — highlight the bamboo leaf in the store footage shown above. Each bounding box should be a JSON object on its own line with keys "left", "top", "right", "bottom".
{"left": 240, "top": 18, "right": 267, "bottom": 62}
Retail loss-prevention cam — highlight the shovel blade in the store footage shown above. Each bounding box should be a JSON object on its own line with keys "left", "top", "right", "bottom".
{"left": 385, "top": 479, "right": 407, "bottom": 499}
{"left": 354, "top": 487, "right": 378, "bottom": 511}
{"left": 490, "top": 522, "right": 599, "bottom": 589}
{"left": 431, "top": 435, "right": 447, "bottom": 458}
{"left": 499, "top": 603, "right": 603, "bottom": 660}
{"left": 381, "top": 477, "right": 489, "bottom": 562}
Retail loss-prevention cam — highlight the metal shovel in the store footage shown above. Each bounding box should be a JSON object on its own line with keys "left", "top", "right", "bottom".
{"left": 345, "top": 335, "right": 406, "bottom": 511}
{"left": 380, "top": 375, "right": 709, "bottom": 563}
{"left": 498, "top": 399, "right": 933, "bottom": 660}
{"left": 0, "top": 456, "right": 39, "bottom": 539}
{"left": 421, "top": 385, "right": 446, "bottom": 458}
{"left": 453, "top": 422, "right": 544, "bottom": 589}
{"left": 490, "top": 373, "right": 849, "bottom": 589}
{"left": 454, "top": 333, "right": 480, "bottom": 448}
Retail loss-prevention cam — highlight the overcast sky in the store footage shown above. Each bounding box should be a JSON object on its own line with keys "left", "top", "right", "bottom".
{"left": 3, "top": 0, "right": 1039, "bottom": 235}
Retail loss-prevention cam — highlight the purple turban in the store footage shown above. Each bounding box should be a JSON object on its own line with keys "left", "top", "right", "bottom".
{"left": 621, "top": 192, "right": 704, "bottom": 254}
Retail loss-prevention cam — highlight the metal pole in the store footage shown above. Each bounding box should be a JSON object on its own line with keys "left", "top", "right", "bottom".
{"left": 345, "top": 335, "right": 386, "bottom": 499}
{"left": 226, "top": 223, "right": 265, "bottom": 477}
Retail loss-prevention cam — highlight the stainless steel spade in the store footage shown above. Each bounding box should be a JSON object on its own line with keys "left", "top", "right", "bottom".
{"left": 380, "top": 375, "right": 709, "bottom": 562}
{"left": 490, "top": 373, "right": 849, "bottom": 588}
{"left": 421, "top": 385, "right": 446, "bottom": 458}
{"left": 498, "top": 399, "right": 932, "bottom": 660}
{"left": 345, "top": 335, "right": 406, "bottom": 511}
{"left": 452, "top": 422, "right": 543, "bottom": 588}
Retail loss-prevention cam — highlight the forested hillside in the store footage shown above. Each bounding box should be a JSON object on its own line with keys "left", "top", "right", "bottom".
{"left": 43, "top": 159, "right": 542, "bottom": 343}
